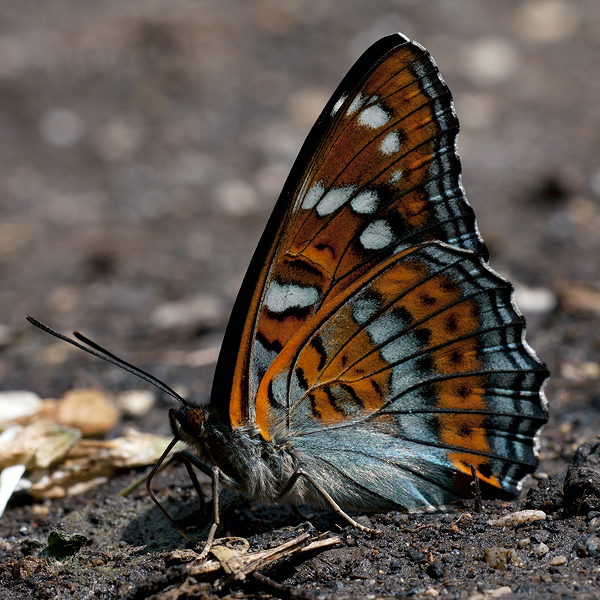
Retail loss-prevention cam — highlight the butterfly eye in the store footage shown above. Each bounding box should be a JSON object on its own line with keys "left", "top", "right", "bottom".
{"left": 183, "top": 408, "right": 206, "bottom": 437}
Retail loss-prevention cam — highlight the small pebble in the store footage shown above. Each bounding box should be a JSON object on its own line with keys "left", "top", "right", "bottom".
{"left": 406, "top": 548, "right": 427, "bottom": 563}
{"left": 151, "top": 293, "right": 224, "bottom": 329}
{"left": 488, "top": 510, "right": 546, "bottom": 527}
{"left": 550, "top": 555, "right": 567, "bottom": 566}
{"left": 31, "top": 504, "right": 50, "bottom": 517}
{"left": 94, "top": 117, "right": 144, "bottom": 162}
{"left": 561, "top": 362, "right": 600, "bottom": 383}
{"left": 426, "top": 560, "right": 445, "bottom": 579}
{"left": 0, "top": 323, "right": 14, "bottom": 347}
{"left": 532, "top": 542, "right": 550, "bottom": 556}
{"left": 55, "top": 389, "right": 119, "bottom": 437}
{"left": 517, "top": 0, "right": 579, "bottom": 43}
{"left": 484, "top": 547, "right": 521, "bottom": 570}
{"left": 464, "top": 37, "right": 518, "bottom": 85}
{"left": 517, "top": 537, "right": 531, "bottom": 549}
{"left": 215, "top": 179, "right": 259, "bottom": 215}
{"left": 530, "top": 529, "right": 550, "bottom": 543}
{"left": 40, "top": 107, "right": 84, "bottom": 148}
{"left": 513, "top": 284, "right": 557, "bottom": 315}
{"left": 354, "top": 515, "right": 373, "bottom": 530}
{"left": 389, "top": 560, "right": 403, "bottom": 574}
{"left": 469, "top": 587, "right": 512, "bottom": 600}
{"left": 0, "top": 391, "right": 42, "bottom": 424}
{"left": 588, "top": 517, "right": 600, "bottom": 533}
{"left": 395, "top": 513, "right": 410, "bottom": 525}
{"left": 576, "top": 534, "right": 600, "bottom": 557}
{"left": 424, "top": 589, "right": 439, "bottom": 597}
{"left": 117, "top": 390, "right": 155, "bottom": 417}
{"left": 564, "top": 467, "right": 600, "bottom": 515}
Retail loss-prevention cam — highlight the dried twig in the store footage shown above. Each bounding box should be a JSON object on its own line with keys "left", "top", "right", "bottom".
{"left": 185, "top": 533, "right": 342, "bottom": 580}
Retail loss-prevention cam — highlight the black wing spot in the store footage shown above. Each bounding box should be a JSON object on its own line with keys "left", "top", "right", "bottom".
{"left": 256, "top": 332, "right": 283, "bottom": 353}
{"left": 420, "top": 293, "right": 437, "bottom": 306}
{"left": 415, "top": 327, "right": 432, "bottom": 346}
{"left": 441, "top": 279, "right": 458, "bottom": 293}
{"left": 449, "top": 349, "right": 464, "bottom": 366}
{"left": 339, "top": 383, "right": 366, "bottom": 410}
{"left": 456, "top": 384, "right": 472, "bottom": 400}
{"left": 314, "top": 242, "right": 336, "bottom": 259}
{"left": 308, "top": 393, "right": 322, "bottom": 419}
{"left": 279, "top": 256, "right": 326, "bottom": 282}
{"left": 459, "top": 422, "right": 473, "bottom": 438}
{"left": 445, "top": 312, "right": 459, "bottom": 333}
{"left": 309, "top": 336, "right": 328, "bottom": 371}
{"left": 416, "top": 355, "right": 433, "bottom": 373}
{"left": 296, "top": 367, "right": 308, "bottom": 391}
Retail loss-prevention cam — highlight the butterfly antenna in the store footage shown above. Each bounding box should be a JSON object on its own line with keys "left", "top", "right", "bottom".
{"left": 26, "top": 316, "right": 188, "bottom": 407}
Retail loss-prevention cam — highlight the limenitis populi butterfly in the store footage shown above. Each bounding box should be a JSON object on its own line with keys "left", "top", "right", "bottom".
{"left": 29, "top": 32, "right": 548, "bottom": 544}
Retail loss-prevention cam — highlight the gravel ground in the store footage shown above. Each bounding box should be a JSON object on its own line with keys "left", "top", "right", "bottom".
{"left": 1, "top": 1, "right": 600, "bottom": 598}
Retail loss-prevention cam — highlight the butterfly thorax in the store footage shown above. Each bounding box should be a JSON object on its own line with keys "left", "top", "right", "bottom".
{"left": 169, "top": 406, "right": 300, "bottom": 503}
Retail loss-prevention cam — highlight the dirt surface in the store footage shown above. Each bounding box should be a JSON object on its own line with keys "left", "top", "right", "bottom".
{"left": 2, "top": 0, "right": 600, "bottom": 598}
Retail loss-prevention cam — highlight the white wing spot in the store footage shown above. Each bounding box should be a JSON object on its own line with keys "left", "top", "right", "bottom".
{"left": 346, "top": 93, "right": 365, "bottom": 116}
{"left": 264, "top": 281, "right": 319, "bottom": 313}
{"left": 331, "top": 94, "right": 347, "bottom": 116}
{"left": 316, "top": 185, "right": 356, "bottom": 216}
{"left": 352, "top": 296, "right": 380, "bottom": 324}
{"left": 360, "top": 220, "right": 394, "bottom": 250}
{"left": 350, "top": 190, "right": 379, "bottom": 214}
{"left": 367, "top": 312, "right": 406, "bottom": 345}
{"left": 301, "top": 182, "right": 325, "bottom": 209}
{"left": 380, "top": 131, "right": 401, "bottom": 155}
{"left": 250, "top": 339, "right": 279, "bottom": 401}
{"left": 389, "top": 170, "right": 403, "bottom": 184}
{"left": 358, "top": 104, "right": 391, "bottom": 129}
{"left": 380, "top": 336, "right": 407, "bottom": 365}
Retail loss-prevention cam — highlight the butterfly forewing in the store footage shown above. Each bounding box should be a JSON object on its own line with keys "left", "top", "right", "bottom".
{"left": 216, "top": 34, "right": 490, "bottom": 426}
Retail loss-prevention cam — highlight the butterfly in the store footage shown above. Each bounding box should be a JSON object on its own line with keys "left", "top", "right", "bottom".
{"left": 29, "top": 32, "right": 548, "bottom": 544}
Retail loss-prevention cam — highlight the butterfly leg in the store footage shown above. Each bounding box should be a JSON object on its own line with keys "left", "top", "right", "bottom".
{"left": 281, "top": 469, "right": 380, "bottom": 535}
{"left": 179, "top": 450, "right": 223, "bottom": 559}
{"left": 179, "top": 454, "right": 206, "bottom": 516}
{"left": 195, "top": 466, "right": 221, "bottom": 560}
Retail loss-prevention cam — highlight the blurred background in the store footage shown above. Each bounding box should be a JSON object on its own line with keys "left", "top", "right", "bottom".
{"left": 1, "top": 0, "right": 599, "bottom": 449}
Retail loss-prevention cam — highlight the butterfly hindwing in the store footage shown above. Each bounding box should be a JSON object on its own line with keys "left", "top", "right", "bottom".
{"left": 255, "top": 242, "right": 547, "bottom": 509}
{"left": 214, "top": 34, "right": 489, "bottom": 427}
